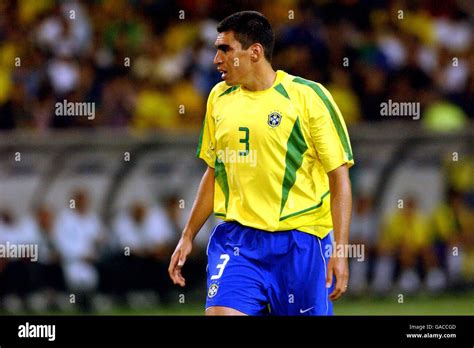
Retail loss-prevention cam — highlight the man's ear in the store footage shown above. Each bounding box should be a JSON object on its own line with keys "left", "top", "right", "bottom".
{"left": 250, "top": 43, "right": 264, "bottom": 62}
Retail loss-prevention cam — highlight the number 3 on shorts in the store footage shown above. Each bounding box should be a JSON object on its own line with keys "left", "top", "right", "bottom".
{"left": 211, "top": 254, "right": 230, "bottom": 280}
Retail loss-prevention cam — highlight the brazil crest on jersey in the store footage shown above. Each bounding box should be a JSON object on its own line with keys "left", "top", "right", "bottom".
{"left": 196, "top": 70, "right": 354, "bottom": 238}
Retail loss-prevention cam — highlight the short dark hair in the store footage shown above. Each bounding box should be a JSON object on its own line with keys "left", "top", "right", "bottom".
{"left": 217, "top": 11, "right": 275, "bottom": 62}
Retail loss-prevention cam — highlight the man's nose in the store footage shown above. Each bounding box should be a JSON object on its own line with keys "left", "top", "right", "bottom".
{"left": 213, "top": 51, "right": 222, "bottom": 65}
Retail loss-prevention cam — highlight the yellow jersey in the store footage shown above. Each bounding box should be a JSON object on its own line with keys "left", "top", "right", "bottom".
{"left": 380, "top": 211, "right": 433, "bottom": 250}
{"left": 196, "top": 70, "right": 354, "bottom": 238}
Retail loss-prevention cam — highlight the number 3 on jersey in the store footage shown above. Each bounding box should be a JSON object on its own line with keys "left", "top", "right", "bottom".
{"left": 238, "top": 127, "right": 249, "bottom": 156}
{"left": 211, "top": 254, "right": 230, "bottom": 280}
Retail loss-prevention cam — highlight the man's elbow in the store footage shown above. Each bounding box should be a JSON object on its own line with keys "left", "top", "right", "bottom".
{"left": 328, "top": 163, "right": 351, "bottom": 186}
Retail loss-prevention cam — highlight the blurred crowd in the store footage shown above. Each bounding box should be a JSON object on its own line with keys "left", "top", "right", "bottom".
{"left": 0, "top": 0, "right": 472, "bottom": 132}
{"left": 0, "top": 159, "right": 472, "bottom": 313}
{"left": 0, "top": 188, "right": 209, "bottom": 312}
{"left": 349, "top": 158, "right": 474, "bottom": 296}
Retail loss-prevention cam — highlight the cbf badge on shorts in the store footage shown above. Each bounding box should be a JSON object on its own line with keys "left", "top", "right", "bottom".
{"left": 208, "top": 283, "right": 219, "bottom": 298}
{"left": 268, "top": 111, "right": 282, "bottom": 128}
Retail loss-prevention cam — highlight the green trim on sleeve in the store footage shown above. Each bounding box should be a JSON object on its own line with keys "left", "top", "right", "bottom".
{"left": 293, "top": 77, "right": 353, "bottom": 161}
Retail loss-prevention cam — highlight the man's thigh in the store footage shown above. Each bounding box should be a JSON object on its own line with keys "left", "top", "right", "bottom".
{"left": 205, "top": 222, "right": 269, "bottom": 316}
{"left": 267, "top": 231, "right": 333, "bottom": 316}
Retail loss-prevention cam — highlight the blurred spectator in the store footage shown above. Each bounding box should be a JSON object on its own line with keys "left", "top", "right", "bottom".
{"left": 100, "top": 71, "right": 136, "bottom": 127}
{"left": 0, "top": 209, "right": 34, "bottom": 312}
{"left": 348, "top": 195, "right": 378, "bottom": 295}
{"left": 432, "top": 189, "right": 474, "bottom": 286}
{"left": 109, "top": 199, "right": 175, "bottom": 304}
{"left": 327, "top": 67, "right": 361, "bottom": 124}
{"left": 132, "top": 81, "right": 178, "bottom": 130}
{"left": 46, "top": 55, "right": 80, "bottom": 97}
{"left": 189, "top": 21, "right": 221, "bottom": 96}
{"left": 444, "top": 153, "right": 474, "bottom": 195}
{"left": 356, "top": 65, "right": 388, "bottom": 122}
{"left": 22, "top": 205, "right": 65, "bottom": 312}
{"left": 53, "top": 189, "right": 104, "bottom": 311}
{"left": 373, "top": 196, "right": 446, "bottom": 294}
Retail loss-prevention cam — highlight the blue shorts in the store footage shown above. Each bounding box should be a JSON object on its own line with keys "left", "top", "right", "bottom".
{"left": 205, "top": 221, "right": 334, "bottom": 316}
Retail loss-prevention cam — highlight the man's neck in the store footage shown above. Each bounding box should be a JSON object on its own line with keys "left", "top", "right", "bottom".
{"left": 241, "top": 64, "right": 277, "bottom": 91}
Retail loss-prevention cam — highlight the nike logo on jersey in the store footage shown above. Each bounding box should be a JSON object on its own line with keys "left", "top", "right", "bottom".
{"left": 299, "top": 306, "right": 314, "bottom": 314}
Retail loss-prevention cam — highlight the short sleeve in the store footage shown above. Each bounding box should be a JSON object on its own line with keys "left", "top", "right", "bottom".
{"left": 196, "top": 86, "right": 218, "bottom": 168}
{"left": 308, "top": 83, "right": 354, "bottom": 173}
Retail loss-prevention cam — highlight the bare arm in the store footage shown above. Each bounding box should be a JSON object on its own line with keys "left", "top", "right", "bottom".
{"left": 168, "top": 166, "right": 214, "bottom": 286}
{"left": 326, "top": 163, "right": 352, "bottom": 300}
{"left": 182, "top": 166, "right": 215, "bottom": 241}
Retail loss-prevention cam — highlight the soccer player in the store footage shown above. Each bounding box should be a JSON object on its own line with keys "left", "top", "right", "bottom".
{"left": 168, "top": 11, "right": 354, "bottom": 315}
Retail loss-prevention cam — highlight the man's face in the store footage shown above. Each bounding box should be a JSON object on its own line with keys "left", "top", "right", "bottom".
{"left": 213, "top": 31, "right": 252, "bottom": 86}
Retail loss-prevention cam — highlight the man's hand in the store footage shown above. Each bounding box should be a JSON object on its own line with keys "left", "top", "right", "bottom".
{"left": 168, "top": 235, "right": 193, "bottom": 287}
{"left": 326, "top": 255, "right": 349, "bottom": 301}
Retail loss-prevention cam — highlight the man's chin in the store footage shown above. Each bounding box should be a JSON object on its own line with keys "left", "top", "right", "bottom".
{"left": 223, "top": 77, "right": 238, "bottom": 86}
